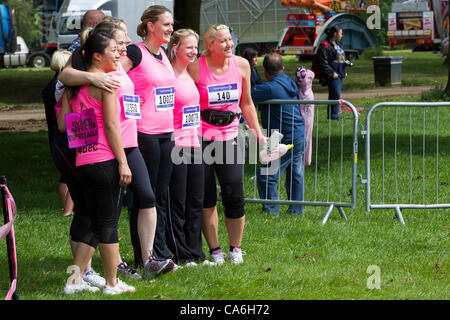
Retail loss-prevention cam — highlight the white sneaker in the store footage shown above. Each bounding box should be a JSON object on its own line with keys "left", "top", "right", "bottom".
{"left": 63, "top": 280, "right": 100, "bottom": 295}
{"left": 210, "top": 249, "right": 225, "bottom": 265}
{"left": 82, "top": 268, "right": 106, "bottom": 288}
{"left": 201, "top": 260, "right": 217, "bottom": 266}
{"left": 227, "top": 248, "right": 245, "bottom": 264}
{"left": 185, "top": 261, "right": 198, "bottom": 267}
{"left": 103, "top": 279, "right": 136, "bottom": 295}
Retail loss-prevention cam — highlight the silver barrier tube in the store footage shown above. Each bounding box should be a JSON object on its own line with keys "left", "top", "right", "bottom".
{"left": 244, "top": 99, "right": 359, "bottom": 224}
{"left": 364, "top": 101, "right": 450, "bottom": 224}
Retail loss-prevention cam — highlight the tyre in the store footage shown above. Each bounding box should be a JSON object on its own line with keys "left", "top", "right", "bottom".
{"left": 27, "top": 52, "right": 51, "bottom": 68}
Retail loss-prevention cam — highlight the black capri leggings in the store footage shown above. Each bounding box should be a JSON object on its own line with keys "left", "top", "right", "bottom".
{"left": 132, "top": 132, "right": 174, "bottom": 262}
{"left": 77, "top": 159, "right": 121, "bottom": 247}
{"left": 202, "top": 137, "right": 245, "bottom": 219}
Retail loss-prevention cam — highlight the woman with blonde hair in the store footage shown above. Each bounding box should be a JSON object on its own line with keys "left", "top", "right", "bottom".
{"left": 165, "top": 29, "right": 214, "bottom": 266}
{"left": 187, "top": 24, "right": 267, "bottom": 265}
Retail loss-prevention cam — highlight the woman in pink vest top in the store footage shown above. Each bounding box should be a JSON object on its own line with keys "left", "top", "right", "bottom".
{"left": 57, "top": 31, "right": 135, "bottom": 295}
{"left": 120, "top": 5, "right": 176, "bottom": 274}
{"left": 187, "top": 24, "right": 268, "bottom": 265}
{"left": 166, "top": 29, "right": 213, "bottom": 266}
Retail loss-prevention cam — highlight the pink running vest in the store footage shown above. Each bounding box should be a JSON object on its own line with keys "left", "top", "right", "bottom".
{"left": 173, "top": 73, "right": 201, "bottom": 148}
{"left": 127, "top": 43, "right": 175, "bottom": 135}
{"left": 197, "top": 55, "right": 242, "bottom": 141}
{"left": 70, "top": 84, "right": 118, "bottom": 166}
{"left": 110, "top": 62, "right": 138, "bottom": 148}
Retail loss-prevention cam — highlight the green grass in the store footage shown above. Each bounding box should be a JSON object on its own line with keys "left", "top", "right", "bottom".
{"left": 262, "top": 49, "right": 448, "bottom": 93}
{"left": 0, "top": 50, "right": 448, "bottom": 301}
{"left": 0, "top": 101, "right": 448, "bottom": 300}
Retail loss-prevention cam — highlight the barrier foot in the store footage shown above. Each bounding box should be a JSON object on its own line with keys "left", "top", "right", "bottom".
{"left": 394, "top": 206, "right": 405, "bottom": 225}
{"left": 338, "top": 207, "right": 347, "bottom": 220}
{"left": 322, "top": 204, "right": 334, "bottom": 225}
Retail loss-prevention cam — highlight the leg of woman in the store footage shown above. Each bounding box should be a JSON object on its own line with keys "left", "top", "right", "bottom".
{"left": 184, "top": 147, "right": 205, "bottom": 261}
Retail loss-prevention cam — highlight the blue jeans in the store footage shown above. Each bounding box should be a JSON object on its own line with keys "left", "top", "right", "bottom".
{"left": 327, "top": 77, "right": 343, "bottom": 121}
{"left": 257, "top": 145, "right": 304, "bottom": 215}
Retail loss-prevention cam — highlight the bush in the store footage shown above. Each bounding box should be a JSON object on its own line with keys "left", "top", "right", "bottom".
{"left": 360, "top": 46, "right": 384, "bottom": 60}
{"left": 420, "top": 84, "right": 450, "bottom": 102}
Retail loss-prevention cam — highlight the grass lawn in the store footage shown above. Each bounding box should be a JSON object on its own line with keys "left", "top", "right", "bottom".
{"left": 0, "top": 49, "right": 448, "bottom": 303}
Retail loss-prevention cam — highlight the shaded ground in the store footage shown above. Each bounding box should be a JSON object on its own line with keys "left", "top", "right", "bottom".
{"left": 0, "top": 85, "right": 434, "bottom": 132}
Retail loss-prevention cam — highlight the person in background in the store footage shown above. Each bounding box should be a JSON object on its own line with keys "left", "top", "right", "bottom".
{"left": 316, "top": 25, "right": 347, "bottom": 122}
{"left": 187, "top": 24, "right": 267, "bottom": 265}
{"left": 241, "top": 47, "right": 263, "bottom": 88}
{"left": 251, "top": 53, "right": 305, "bottom": 216}
{"left": 67, "top": 9, "right": 105, "bottom": 53}
{"left": 42, "top": 50, "right": 74, "bottom": 217}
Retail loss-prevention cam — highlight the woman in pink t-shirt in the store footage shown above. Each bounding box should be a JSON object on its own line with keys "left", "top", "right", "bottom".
{"left": 166, "top": 29, "right": 211, "bottom": 266}
{"left": 187, "top": 25, "right": 268, "bottom": 265}
{"left": 57, "top": 31, "right": 135, "bottom": 295}
{"left": 120, "top": 5, "right": 176, "bottom": 274}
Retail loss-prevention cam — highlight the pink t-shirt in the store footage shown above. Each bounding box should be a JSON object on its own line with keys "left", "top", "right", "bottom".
{"left": 110, "top": 62, "right": 138, "bottom": 148}
{"left": 127, "top": 43, "right": 175, "bottom": 135}
{"left": 69, "top": 84, "right": 118, "bottom": 166}
{"left": 173, "top": 73, "right": 201, "bottom": 148}
{"left": 197, "top": 55, "right": 242, "bottom": 141}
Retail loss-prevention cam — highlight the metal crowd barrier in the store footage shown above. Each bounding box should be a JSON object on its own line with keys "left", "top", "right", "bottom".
{"left": 238, "top": 99, "right": 359, "bottom": 225}
{"left": 1, "top": 176, "right": 18, "bottom": 300}
{"left": 362, "top": 102, "right": 450, "bottom": 224}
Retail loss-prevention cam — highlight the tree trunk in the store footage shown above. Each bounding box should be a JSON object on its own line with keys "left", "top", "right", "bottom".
{"left": 173, "top": 0, "right": 202, "bottom": 35}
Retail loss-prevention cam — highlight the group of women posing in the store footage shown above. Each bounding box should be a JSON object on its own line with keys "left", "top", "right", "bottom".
{"left": 55, "top": 5, "right": 267, "bottom": 295}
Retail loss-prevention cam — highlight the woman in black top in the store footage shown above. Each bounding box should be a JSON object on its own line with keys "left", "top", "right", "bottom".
{"left": 316, "top": 26, "right": 347, "bottom": 121}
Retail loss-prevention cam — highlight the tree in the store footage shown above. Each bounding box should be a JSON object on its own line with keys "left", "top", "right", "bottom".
{"left": 173, "top": 0, "right": 202, "bottom": 34}
{"left": 7, "top": 0, "right": 40, "bottom": 48}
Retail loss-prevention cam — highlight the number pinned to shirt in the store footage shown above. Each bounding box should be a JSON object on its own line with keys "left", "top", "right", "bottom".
{"left": 155, "top": 86, "right": 175, "bottom": 111}
{"left": 123, "top": 94, "right": 141, "bottom": 119}
{"left": 182, "top": 105, "right": 200, "bottom": 129}
{"left": 207, "top": 83, "right": 239, "bottom": 106}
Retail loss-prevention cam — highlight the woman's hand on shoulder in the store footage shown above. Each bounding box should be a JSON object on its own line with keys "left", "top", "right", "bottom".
{"left": 89, "top": 73, "right": 121, "bottom": 92}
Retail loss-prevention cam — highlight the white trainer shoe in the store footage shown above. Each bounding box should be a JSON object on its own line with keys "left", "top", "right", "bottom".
{"left": 63, "top": 280, "right": 100, "bottom": 295}
{"left": 82, "top": 268, "right": 106, "bottom": 288}
{"left": 227, "top": 248, "right": 245, "bottom": 264}
{"left": 210, "top": 249, "right": 226, "bottom": 265}
{"left": 103, "top": 279, "right": 136, "bottom": 295}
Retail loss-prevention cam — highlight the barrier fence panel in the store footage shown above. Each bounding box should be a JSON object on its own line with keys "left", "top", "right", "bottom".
{"left": 363, "top": 102, "right": 450, "bottom": 224}
{"left": 237, "top": 99, "right": 359, "bottom": 224}
{"left": 1, "top": 175, "right": 18, "bottom": 300}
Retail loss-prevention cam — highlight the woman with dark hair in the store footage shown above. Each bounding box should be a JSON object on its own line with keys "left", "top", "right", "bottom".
{"left": 241, "top": 47, "right": 263, "bottom": 88}
{"left": 58, "top": 31, "right": 135, "bottom": 295}
{"left": 316, "top": 25, "right": 347, "bottom": 121}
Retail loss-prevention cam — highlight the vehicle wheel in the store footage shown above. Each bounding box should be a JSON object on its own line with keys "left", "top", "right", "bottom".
{"left": 27, "top": 52, "right": 51, "bottom": 68}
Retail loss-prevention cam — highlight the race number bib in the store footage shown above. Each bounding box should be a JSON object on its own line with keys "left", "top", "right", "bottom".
{"left": 155, "top": 86, "right": 175, "bottom": 111}
{"left": 123, "top": 94, "right": 141, "bottom": 119}
{"left": 207, "top": 83, "right": 239, "bottom": 106}
{"left": 182, "top": 105, "right": 200, "bottom": 130}
{"left": 65, "top": 108, "right": 98, "bottom": 149}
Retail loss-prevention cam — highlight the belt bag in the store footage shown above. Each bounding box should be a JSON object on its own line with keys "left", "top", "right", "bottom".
{"left": 201, "top": 109, "right": 238, "bottom": 126}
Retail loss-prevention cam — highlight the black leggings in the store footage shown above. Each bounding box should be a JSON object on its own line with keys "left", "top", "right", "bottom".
{"left": 132, "top": 132, "right": 174, "bottom": 263}
{"left": 166, "top": 147, "right": 205, "bottom": 263}
{"left": 202, "top": 137, "right": 245, "bottom": 219}
{"left": 77, "top": 159, "right": 121, "bottom": 247}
